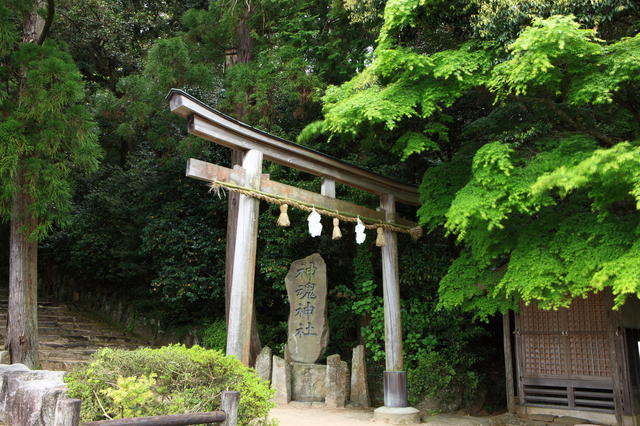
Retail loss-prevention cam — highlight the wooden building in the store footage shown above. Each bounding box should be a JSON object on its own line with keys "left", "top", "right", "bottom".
{"left": 505, "top": 291, "right": 640, "bottom": 425}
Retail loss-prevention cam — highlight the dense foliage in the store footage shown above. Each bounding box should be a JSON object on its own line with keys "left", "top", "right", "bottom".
{"left": 65, "top": 345, "right": 275, "bottom": 425}
{"left": 306, "top": 0, "right": 640, "bottom": 319}
{"left": 0, "top": 0, "right": 102, "bottom": 240}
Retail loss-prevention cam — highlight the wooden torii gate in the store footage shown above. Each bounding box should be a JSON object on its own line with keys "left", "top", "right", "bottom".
{"left": 167, "top": 89, "right": 421, "bottom": 410}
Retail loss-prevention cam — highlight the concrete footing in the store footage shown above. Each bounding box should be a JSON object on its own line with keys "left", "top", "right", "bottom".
{"left": 373, "top": 406, "right": 420, "bottom": 425}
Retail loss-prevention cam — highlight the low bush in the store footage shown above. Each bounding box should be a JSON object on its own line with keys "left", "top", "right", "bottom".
{"left": 65, "top": 345, "right": 276, "bottom": 425}
{"left": 407, "top": 350, "right": 479, "bottom": 409}
{"left": 200, "top": 319, "right": 227, "bottom": 352}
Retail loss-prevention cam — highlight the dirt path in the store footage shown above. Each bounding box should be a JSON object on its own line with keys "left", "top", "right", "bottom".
{"left": 269, "top": 404, "right": 376, "bottom": 426}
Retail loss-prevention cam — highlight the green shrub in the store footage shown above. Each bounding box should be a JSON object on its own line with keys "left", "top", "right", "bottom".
{"left": 201, "top": 319, "right": 227, "bottom": 352}
{"left": 407, "top": 351, "right": 479, "bottom": 408}
{"left": 65, "top": 345, "right": 276, "bottom": 425}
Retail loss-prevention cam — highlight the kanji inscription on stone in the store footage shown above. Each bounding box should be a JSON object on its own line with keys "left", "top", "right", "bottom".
{"left": 286, "top": 253, "right": 329, "bottom": 363}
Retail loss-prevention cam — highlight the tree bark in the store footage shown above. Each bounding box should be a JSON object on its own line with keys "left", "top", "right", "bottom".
{"left": 5, "top": 1, "right": 48, "bottom": 369}
{"left": 7, "top": 168, "right": 40, "bottom": 369}
{"left": 233, "top": 2, "right": 256, "bottom": 120}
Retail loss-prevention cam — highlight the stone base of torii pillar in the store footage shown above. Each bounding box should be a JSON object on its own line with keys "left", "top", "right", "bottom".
{"left": 374, "top": 406, "right": 421, "bottom": 425}
{"left": 373, "top": 371, "right": 420, "bottom": 424}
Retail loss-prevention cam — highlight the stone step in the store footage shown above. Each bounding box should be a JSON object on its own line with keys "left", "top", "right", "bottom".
{"left": 41, "top": 359, "right": 89, "bottom": 371}
{"left": 0, "top": 314, "right": 91, "bottom": 322}
{"left": 40, "top": 341, "right": 92, "bottom": 349}
{"left": 37, "top": 328, "right": 129, "bottom": 338}
{"left": 41, "top": 341, "right": 144, "bottom": 351}
{"left": 39, "top": 350, "right": 97, "bottom": 360}
{"left": 0, "top": 330, "right": 126, "bottom": 342}
{"left": 0, "top": 330, "right": 130, "bottom": 342}
{"left": 0, "top": 289, "right": 154, "bottom": 372}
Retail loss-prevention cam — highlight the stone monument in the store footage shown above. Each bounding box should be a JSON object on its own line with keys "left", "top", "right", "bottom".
{"left": 271, "top": 253, "right": 352, "bottom": 408}
{"left": 285, "top": 253, "right": 329, "bottom": 364}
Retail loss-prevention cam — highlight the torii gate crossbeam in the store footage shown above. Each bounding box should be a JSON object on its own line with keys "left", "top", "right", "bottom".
{"left": 167, "top": 89, "right": 420, "bottom": 412}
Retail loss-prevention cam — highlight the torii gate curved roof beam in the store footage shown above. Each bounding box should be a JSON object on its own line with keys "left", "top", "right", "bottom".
{"left": 167, "top": 89, "right": 420, "bottom": 207}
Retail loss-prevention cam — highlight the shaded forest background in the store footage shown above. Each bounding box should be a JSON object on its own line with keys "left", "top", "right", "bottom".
{"left": 1, "top": 0, "right": 639, "bottom": 410}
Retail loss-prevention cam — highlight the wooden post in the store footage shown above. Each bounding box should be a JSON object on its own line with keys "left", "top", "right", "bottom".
{"left": 225, "top": 152, "right": 262, "bottom": 367}
{"left": 225, "top": 151, "right": 243, "bottom": 327}
{"left": 380, "top": 194, "right": 403, "bottom": 372}
{"left": 226, "top": 149, "right": 263, "bottom": 365}
{"left": 53, "top": 398, "right": 80, "bottom": 426}
{"left": 503, "top": 312, "right": 515, "bottom": 414}
{"left": 605, "top": 291, "right": 625, "bottom": 426}
{"left": 321, "top": 176, "right": 335, "bottom": 198}
{"left": 514, "top": 311, "right": 525, "bottom": 406}
{"left": 380, "top": 194, "right": 407, "bottom": 408}
{"left": 221, "top": 390, "right": 240, "bottom": 426}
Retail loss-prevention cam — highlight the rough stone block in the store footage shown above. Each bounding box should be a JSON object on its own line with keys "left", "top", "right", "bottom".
{"left": 530, "top": 414, "right": 558, "bottom": 422}
{"left": 0, "top": 364, "right": 68, "bottom": 426}
{"left": 342, "top": 360, "right": 350, "bottom": 402}
{"left": 350, "top": 344, "right": 370, "bottom": 408}
{"left": 255, "top": 346, "right": 272, "bottom": 382}
{"left": 291, "top": 363, "right": 326, "bottom": 402}
{"left": 554, "top": 416, "right": 593, "bottom": 426}
{"left": 271, "top": 355, "right": 292, "bottom": 404}
{"left": 325, "top": 355, "right": 346, "bottom": 408}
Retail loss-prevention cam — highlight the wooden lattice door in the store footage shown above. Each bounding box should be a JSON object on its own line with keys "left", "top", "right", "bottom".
{"left": 515, "top": 292, "right": 616, "bottom": 411}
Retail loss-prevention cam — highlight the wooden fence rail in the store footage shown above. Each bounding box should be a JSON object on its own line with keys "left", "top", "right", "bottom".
{"left": 53, "top": 391, "right": 240, "bottom": 426}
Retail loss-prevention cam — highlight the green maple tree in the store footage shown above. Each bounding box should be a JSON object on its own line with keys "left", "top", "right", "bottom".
{"left": 304, "top": 0, "right": 640, "bottom": 318}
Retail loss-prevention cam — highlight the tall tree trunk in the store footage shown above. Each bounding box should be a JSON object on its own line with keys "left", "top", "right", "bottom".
{"left": 233, "top": 2, "right": 256, "bottom": 120}
{"left": 7, "top": 168, "right": 40, "bottom": 369}
{"left": 5, "top": 1, "right": 48, "bottom": 369}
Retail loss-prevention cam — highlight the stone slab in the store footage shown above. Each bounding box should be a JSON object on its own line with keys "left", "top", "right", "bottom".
{"left": 554, "top": 416, "right": 594, "bottom": 426}
{"left": 374, "top": 406, "right": 420, "bottom": 425}
{"left": 325, "top": 355, "right": 346, "bottom": 408}
{"left": 291, "top": 363, "right": 326, "bottom": 402}
{"left": 255, "top": 346, "right": 272, "bottom": 382}
{"left": 342, "top": 360, "right": 350, "bottom": 404}
{"left": 286, "top": 253, "right": 329, "bottom": 364}
{"left": 530, "top": 414, "right": 558, "bottom": 422}
{"left": 271, "top": 356, "right": 291, "bottom": 404}
{"left": 350, "top": 344, "right": 370, "bottom": 408}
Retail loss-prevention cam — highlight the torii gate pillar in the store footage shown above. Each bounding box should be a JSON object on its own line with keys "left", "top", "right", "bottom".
{"left": 380, "top": 195, "right": 406, "bottom": 404}
{"left": 226, "top": 149, "right": 263, "bottom": 363}
{"left": 375, "top": 195, "right": 421, "bottom": 423}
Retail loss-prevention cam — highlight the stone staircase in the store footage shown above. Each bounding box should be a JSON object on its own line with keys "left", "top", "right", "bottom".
{"left": 0, "top": 287, "right": 153, "bottom": 371}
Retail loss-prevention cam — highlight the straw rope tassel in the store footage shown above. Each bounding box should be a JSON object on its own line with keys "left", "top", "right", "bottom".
{"left": 376, "top": 227, "right": 387, "bottom": 247}
{"left": 332, "top": 217, "right": 342, "bottom": 240}
{"left": 409, "top": 226, "right": 423, "bottom": 241}
{"left": 277, "top": 204, "right": 290, "bottom": 227}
